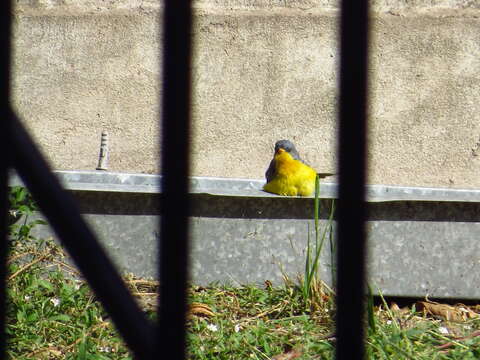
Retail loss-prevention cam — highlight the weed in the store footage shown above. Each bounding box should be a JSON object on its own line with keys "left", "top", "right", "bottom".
{"left": 8, "top": 186, "right": 46, "bottom": 243}
{"left": 301, "top": 175, "right": 336, "bottom": 311}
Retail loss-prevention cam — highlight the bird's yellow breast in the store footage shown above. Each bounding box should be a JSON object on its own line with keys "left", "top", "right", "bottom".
{"left": 263, "top": 151, "right": 317, "bottom": 196}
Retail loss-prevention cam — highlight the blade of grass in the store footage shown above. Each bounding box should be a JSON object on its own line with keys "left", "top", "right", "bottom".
{"left": 376, "top": 285, "right": 400, "bottom": 331}
{"left": 367, "top": 283, "right": 376, "bottom": 334}
{"left": 302, "top": 175, "right": 337, "bottom": 307}
{"left": 309, "top": 192, "right": 335, "bottom": 287}
{"left": 314, "top": 175, "right": 320, "bottom": 244}
{"left": 303, "top": 176, "right": 321, "bottom": 304}
{"left": 303, "top": 222, "right": 312, "bottom": 300}
{"left": 328, "top": 200, "right": 336, "bottom": 288}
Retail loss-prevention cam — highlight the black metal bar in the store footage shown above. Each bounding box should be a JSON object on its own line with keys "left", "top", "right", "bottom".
{"left": 335, "top": 1, "right": 370, "bottom": 359}
{"left": 0, "top": 2, "right": 12, "bottom": 359}
{"left": 9, "top": 113, "right": 155, "bottom": 359}
{"left": 158, "top": 0, "right": 192, "bottom": 358}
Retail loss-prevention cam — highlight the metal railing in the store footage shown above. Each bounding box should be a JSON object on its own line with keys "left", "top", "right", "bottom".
{"left": 336, "top": 2, "right": 370, "bottom": 359}
{"left": 0, "top": 0, "right": 369, "bottom": 359}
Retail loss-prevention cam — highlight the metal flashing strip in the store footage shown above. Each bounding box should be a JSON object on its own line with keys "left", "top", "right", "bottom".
{"left": 8, "top": 170, "right": 480, "bottom": 203}
{"left": 17, "top": 169, "right": 480, "bottom": 299}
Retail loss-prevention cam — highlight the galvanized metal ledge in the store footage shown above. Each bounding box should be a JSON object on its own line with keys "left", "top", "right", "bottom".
{"left": 9, "top": 170, "right": 480, "bottom": 299}
{"left": 9, "top": 170, "right": 480, "bottom": 203}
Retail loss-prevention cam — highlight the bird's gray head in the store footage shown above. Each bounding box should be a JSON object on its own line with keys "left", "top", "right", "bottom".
{"left": 274, "top": 140, "right": 301, "bottom": 160}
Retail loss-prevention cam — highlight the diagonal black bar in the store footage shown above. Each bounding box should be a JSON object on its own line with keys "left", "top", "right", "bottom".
{"left": 335, "top": 1, "right": 370, "bottom": 360}
{"left": 158, "top": 0, "right": 192, "bottom": 359}
{"left": 9, "top": 112, "right": 155, "bottom": 359}
{"left": 0, "top": 2, "right": 12, "bottom": 359}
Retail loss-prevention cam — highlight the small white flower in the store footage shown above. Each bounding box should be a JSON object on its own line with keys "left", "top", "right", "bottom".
{"left": 24, "top": 295, "right": 31, "bottom": 301}
{"left": 386, "top": 320, "right": 392, "bottom": 325}
{"left": 439, "top": 326, "right": 449, "bottom": 335}
{"left": 206, "top": 323, "right": 218, "bottom": 332}
{"left": 234, "top": 324, "right": 241, "bottom": 333}
{"left": 50, "top": 297, "right": 60, "bottom": 307}
{"left": 98, "top": 346, "right": 111, "bottom": 353}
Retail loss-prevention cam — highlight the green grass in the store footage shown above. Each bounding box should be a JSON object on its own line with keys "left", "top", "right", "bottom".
{"left": 6, "top": 235, "right": 480, "bottom": 359}
{"left": 6, "top": 186, "right": 480, "bottom": 359}
{"left": 6, "top": 238, "right": 129, "bottom": 359}
{"left": 187, "top": 283, "right": 334, "bottom": 359}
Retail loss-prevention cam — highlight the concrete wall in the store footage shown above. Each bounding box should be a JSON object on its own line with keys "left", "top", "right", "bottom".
{"left": 12, "top": 1, "right": 480, "bottom": 188}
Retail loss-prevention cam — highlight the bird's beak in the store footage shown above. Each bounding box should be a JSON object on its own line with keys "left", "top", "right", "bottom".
{"left": 276, "top": 148, "right": 286, "bottom": 154}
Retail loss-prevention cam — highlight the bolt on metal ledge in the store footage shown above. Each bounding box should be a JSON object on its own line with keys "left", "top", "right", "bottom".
{"left": 96, "top": 131, "right": 109, "bottom": 171}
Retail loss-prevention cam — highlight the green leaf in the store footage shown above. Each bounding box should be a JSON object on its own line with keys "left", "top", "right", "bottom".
{"left": 16, "top": 310, "right": 25, "bottom": 322}
{"left": 15, "top": 187, "right": 27, "bottom": 203}
{"left": 76, "top": 339, "right": 88, "bottom": 360}
{"left": 32, "top": 219, "right": 47, "bottom": 226}
{"left": 37, "top": 279, "right": 54, "bottom": 291}
{"left": 49, "top": 314, "right": 71, "bottom": 322}
{"left": 404, "top": 328, "right": 425, "bottom": 338}
{"left": 17, "top": 204, "right": 32, "bottom": 215}
{"left": 26, "top": 312, "right": 38, "bottom": 322}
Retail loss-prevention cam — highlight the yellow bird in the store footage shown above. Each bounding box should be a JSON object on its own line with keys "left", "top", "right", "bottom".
{"left": 263, "top": 140, "right": 318, "bottom": 196}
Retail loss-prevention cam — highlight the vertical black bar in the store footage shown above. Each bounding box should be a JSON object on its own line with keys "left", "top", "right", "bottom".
{"left": 0, "top": 2, "right": 12, "bottom": 359}
{"left": 158, "top": 0, "right": 192, "bottom": 359}
{"left": 335, "top": 1, "right": 370, "bottom": 360}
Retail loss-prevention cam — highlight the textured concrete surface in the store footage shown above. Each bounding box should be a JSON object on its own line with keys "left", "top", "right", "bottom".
{"left": 11, "top": 1, "right": 480, "bottom": 188}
